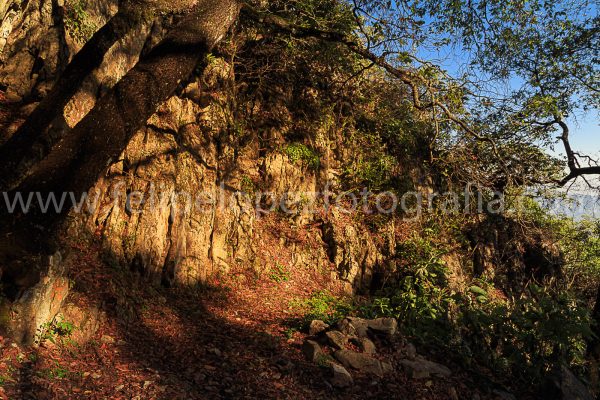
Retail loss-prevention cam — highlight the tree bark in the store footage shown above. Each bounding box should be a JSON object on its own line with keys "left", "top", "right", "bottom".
{"left": 0, "top": 10, "right": 141, "bottom": 191}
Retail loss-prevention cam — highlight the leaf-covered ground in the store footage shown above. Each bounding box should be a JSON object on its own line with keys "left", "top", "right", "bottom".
{"left": 0, "top": 236, "right": 493, "bottom": 400}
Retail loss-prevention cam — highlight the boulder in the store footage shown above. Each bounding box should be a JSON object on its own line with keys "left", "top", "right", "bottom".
{"left": 308, "top": 320, "right": 329, "bottom": 336}
{"left": 345, "top": 317, "right": 369, "bottom": 338}
{"left": 55, "top": 303, "right": 102, "bottom": 345}
{"left": 367, "top": 318, "right": 397, "bottom": 337}
{"left": 2, "top": 252, "right": 70, "bottom": 345}
{"left": 330, "top": 363, "right": 353, "bottom": 388}
{"left": 302, "top": 340, "right": 323, "bottom": 363}
{"left": 541, "top": 365, "right": 593, "bottom": 400}
{"left": 325, "top": 330, "right": 348, "bottom": 350}
{"left": 399, "top": 356, "right": 451, "bottom": 379}
{"left": 334, "top": 350, "right": 386, "bottom": 377}
{"left": 403, "top": 342, "right": 417, "bottom": 360}
{"left": 336, "top": 318, "right": 357, "bottom": 337}
{"left": 357, "top": 337, "right": 376, "bottom": 355}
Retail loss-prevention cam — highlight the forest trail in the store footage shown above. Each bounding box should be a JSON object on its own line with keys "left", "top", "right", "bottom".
{"left": 0, "top": 239, "right": 481, "bottom": 400}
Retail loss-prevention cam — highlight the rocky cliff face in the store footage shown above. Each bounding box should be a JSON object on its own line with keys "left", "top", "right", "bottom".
{"left": 0, "top": 1, "right": 389, "bottom": 294}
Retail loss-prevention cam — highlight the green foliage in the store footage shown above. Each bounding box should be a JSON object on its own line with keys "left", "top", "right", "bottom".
{"left": 362, "top": 235, "right": 454, "bottom": 338}
{"left": 557, "top": 217, "right": 600, "bottom": 299}
{"left": 362, "top": 224, "right": 595, "bottom": 386}
{"left": 240, "top": 175, "right": 258, "bottom": 194}
{"left": 343, "top": 153, "right": 397, "bottom": 191}
{"left": 340, "top": 113, "right": 431, "bottom": 192}
{"left": 268, "top": 263, "right": 291, "bottom": 283}
{"left": 41, "top": 361, "right": 70, "bottom": 380}
{"left": 36, "top": 318, "right": 75, "bottom": 345}
{"left": 283, "top": 327, "right": 298, "bottom": 339}
{"left": 291, "top": 290, "right": 353, "bottom": 326}
{"left": 64, "top": 0, "right": 96, "bottom": 43}
{"left": 459, "top": 286, "right": 593, "bottom": 383}
{"left": 284, "top": 143, "right": 320, "bottom": 170}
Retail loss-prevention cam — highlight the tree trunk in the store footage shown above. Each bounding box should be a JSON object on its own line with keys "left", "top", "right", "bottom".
{"left": 0, "top": 10, "right": 141, "bottom": 191}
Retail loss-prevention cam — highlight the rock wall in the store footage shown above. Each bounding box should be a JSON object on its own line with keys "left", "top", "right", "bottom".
{"left": 0, "top": 1, "right": 391, "bottom": 294}
{"left": 0, "top": 0, "right": 120, "bottom": 101}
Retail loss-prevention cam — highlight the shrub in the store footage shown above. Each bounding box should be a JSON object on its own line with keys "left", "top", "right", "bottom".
{"left": 64, "top": 0, "right": 97, "bottom": 43}
{"left": 362, "top": 230, "right": 594, "bottom": 386}
{"left": 284, "top": 143, "right": 320, "bottom": 170}
{"left": 291, "top": 290, "right": 353, "bottom": 326}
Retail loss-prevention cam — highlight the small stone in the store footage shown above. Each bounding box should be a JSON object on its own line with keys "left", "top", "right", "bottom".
{"left": 100, "top": 335, "right": 115, "bottom": 344}
{"left": 381, "top": 361, "right": 394, "bottom": 374}
{"left": 143, "top": 381, "right": 152, "bottom": 390}
{"left": 325, "top": 331, "right": 348, "bottom": 350}
{"left": 91, "top": 373, "right": 102, "bottom": 379}
{"left": 448, "top": 387, "right": 459, "bottom": 400}
{"left": 347, "top": 317, "right": 369, "bottom": 338}
{"left": 399, "top": 356, "right": 451, "bottom": 379}
{"left": 208, "top": 347, "right": 222, "bottom": 357}
{"left": 358, "top": 337, "right": 376, "bottom": 354}
{"left": 308, "top": 320, "right": 329, "bottom": 336}
{"left": 302, "top": 340, "right": 323, "bottom": 362}
{"left": 404, "top": 343, "right": 417, "bottom": 359}
{"left": 334, "top": 350, "right": 385, "bottom": 377}
{"left": 115, "top": 385, "right": 125, "bottom": 391}
{"left": 330, "top": 363, "right": 353, "bottom": 388}
{"left": 336, "top": 318, "right": 357, "bottom": 337}
{"left": 367, "top": 318, "right": 397, "bottom": 337}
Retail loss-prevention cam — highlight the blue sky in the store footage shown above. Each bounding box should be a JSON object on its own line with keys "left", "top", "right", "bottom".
{"left": 405, "top": 0, "right": 599, "bottom": 162}
{"left": 566, "top": 115, "right": 600, "bottom": 157}
{"left": 415, "top": 43, "right": 599, "bottom": 161}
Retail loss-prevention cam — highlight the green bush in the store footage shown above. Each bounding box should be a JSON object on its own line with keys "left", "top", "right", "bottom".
{"left": 458, "top": 286, "right": 592, "bottom": 383}
{"left": 36, "top": 318, "right": 75, "bottom": 345}
{"left": 268, "top": 263, "right": 291, "bottom": 283}
{"left": 291, "top": 290, "right": 353, "bottom": 326}
{"left": 343, "top": 153, "right": 397, "bottom": 191}
{"left": 284, "top": 143, "right": 320, "bottom": 170}
{"left": 362, "top": 231, "right": 594, "bottom": 386}
{"left": 64, "top": 0, "right": 97, "bottom": 43}
{"left": 362, "top": 235, "right": 454, "bottom": 339}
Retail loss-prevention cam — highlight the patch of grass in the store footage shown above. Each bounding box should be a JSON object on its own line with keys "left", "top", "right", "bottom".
{"left": 36, "top": 318, "right": 75, "bottom": 345}
{"left": 41, "top": 361, "right": 69, "bottom": 380}
{"left": 268, "top": 263, "right": 291, "bottom": 283}
{"left": 283, "top": 327, "right": 297, "bottom": 339}
{"left": 290, "top": 290, "right": 354, "bottom": 327}
{"left": 240, "top": 175, "right": 258, "bottom": 194}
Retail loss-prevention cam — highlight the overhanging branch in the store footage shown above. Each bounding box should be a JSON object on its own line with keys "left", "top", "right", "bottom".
{"left": 241, "top": 3, "right": 508, "bottom": 173}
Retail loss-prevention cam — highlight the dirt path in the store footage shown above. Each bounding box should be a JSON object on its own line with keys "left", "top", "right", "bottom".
{"left": 0, "top": 237, "right": 484, "bottom": 399}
